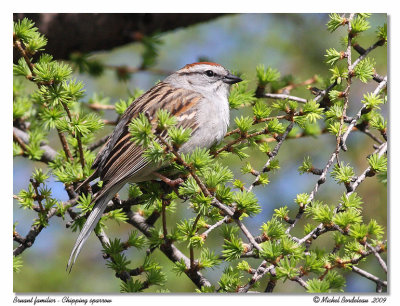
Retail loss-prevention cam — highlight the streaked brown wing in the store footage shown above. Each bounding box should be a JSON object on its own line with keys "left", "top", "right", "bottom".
{"left": 94, "top": 82, "right": 203, "bottom": 189}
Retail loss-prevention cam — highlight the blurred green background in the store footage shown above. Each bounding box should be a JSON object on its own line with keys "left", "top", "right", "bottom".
{"left": 13, "top": 13, "right": 387, "bottom": 293}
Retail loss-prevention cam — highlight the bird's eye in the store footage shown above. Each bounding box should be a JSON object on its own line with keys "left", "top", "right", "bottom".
{"left": 205, "top": 70, "right": 215, "bottom": 77}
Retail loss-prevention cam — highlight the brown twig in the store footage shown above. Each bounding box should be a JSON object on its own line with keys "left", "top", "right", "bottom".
{"left": 88, "top": 134, "right": 110, "bottom": 151}
{"left": 13, "top": 131, "right": 28, "bottom": 154}
{"left": 189, "top": 202, "right": 203, "bottom": 274}
{"left": 161, "top": 199, "right": 168, "bottom": 239}
{"left": 57, "top": 130, "right": 74, "bottom": 161}
{"left": 103, "top": 119, "right": 118, "bottom": 125}
{"left": 76, "top": 134, "right": 86, "bottom": 170}
{"left": 13, "top": 34, "right": 35, "bottom": 72}
{"left": 14, "top": 31, "right": 74, "bottom": 162}
{"left": 88, "top": 103, "right": 116, "bottom": 111}
{"left": 276, "top": 75, "right": 318, "bottom": 94}
{"left": 61, "top": 101, "right": 87, "bottom": 169}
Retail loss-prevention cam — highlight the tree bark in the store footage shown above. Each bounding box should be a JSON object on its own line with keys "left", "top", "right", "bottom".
{"left": 13, "top": 13, "right": 227, "bottom": 60}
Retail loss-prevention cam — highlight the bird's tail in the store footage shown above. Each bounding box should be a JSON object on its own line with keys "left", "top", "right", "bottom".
{"left": 66, "top": 183, "right": 120, "bottom": 272}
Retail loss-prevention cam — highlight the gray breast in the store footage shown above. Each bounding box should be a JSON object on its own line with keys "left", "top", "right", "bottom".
{"left": 179, "top": 94, "right": 229, "bottom": 154}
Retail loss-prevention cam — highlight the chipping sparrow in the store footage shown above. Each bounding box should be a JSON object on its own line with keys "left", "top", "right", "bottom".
{"left": 67, "top": 62, "right": 242, "bottom": 270}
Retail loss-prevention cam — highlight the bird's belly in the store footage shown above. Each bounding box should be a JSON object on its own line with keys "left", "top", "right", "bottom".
{"left": 179, "top": 120, "right": 227, "bottom": 154}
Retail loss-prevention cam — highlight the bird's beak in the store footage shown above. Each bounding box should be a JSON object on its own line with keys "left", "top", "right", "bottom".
{"left": 223, "top": 73, "right": 242, "bottom": 84}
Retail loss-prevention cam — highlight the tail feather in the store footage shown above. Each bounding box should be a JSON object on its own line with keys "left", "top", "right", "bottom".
{"left": 67, "top": 184, "right": 120, "bottom": 272}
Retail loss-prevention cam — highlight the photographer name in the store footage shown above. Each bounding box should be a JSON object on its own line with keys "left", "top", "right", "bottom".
{"left": 320, "top": 296, "right": 369, "bottom": 303}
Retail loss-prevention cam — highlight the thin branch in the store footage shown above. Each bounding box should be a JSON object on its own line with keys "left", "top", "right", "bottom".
{"left": 125, "top": 209, "right": 211, "bottom": 288}
{"left": 292, "top": 276, "right": 308, "bottom": 289}
{"left": 348, "top": 142, "right": 387, "bottom": 192}
{"left": 249, "top": 122, "right": 294, "bottom": 192}
{"left": 13, "top": 223, "right": 44, "bottom": 256}
{"left": 88, "top": 103, "right": 116, "bottom": 111}
{"left": 14, "top": 33, "right": 74, "bottom": 162}
{"left": 103, "top": 119, "right": 118, "bottom": 125}
{"left": 150, "top": 121, "right": 235, "bottom": 218}
{"left": 214, "top": 128, "right": 275, "bottom": 157}
{"left": 264, "top": 278, "right": 277, "bottom": 292}
{"left": 238, "top": 262, "right": 274, "bottom": 293}
{"left": 312, "top": 31, "right": 384, "bottom": 105}
{"left": 150, "top": 118, "right": 265, "bottom": 278}
{"left": 57, "top": 128, "right": 74, "bottom": 161}
{"left": 287, "top": 76, "right": 387, "bottom": 235}
{"left": 13, "top": 207, "right": 59, "bottom": 256}
{"left": 76, "top": 134, "right": 86, "bottom": 170}
{"left": 161, "top": 199, "right": 169, "bottom": 239}
{"left": 260, "top": 93, "right": 307, "bottom": 104}
{"left": 350, "top": 40, "right": 385, "bottom": 71}
{"left": 96, "top": 228, "right": 110, "bottom": 247}
{"left": 13, "top": 14, "right": 389, "bottom": 293}
{"left": 314, "top": 81, "right": 337, "bottom": 103}
{"left": 335, "top": 13, "right": 355, "bottom": 157}
{"left": 276, "top": 75, "right": 318, "bottom": 94}
{"left": 352, "top": 266, "right": 387, "bottom": 288}
{"left": 13, "top": 34, "right": 35, "bottom": 72}
{"left": 13, "top": 127, "right": 57, "bottom": 163}
{"left": 13, "top": 130, "right": 29, "bottom": 152}
{"left": 235, "top": 219, "right": 262, "bottom": 252}
{"left": 13, "top": 230, "right": 26, "bottom": 244}
{"left": 296, "top": 141, "right": 387, "bottom": 245}
{"left": 366, "top": 241, "right": 387, "bottom": 274}
{"left": 201, "top": 216, "right": 229, "bottom": 240}
{"left": 88, "top": 134, "right": 110, "bottom": 151}
{"left": 341, "top": 76, "right": 387, "bottom": 143}
{"left": 224, "top": 114, "right": 293, "bottom": 139}
{"left": 14, "top": 194, "right": 79, "bottom": 256}
{"left": 95, "top": 229, "right": 133, "bottom": 283}
{"left": 61, "top": 101, "right": 87, "bottom": 170}
{"left": 358, "top": 127, "right": 383, "bottom": 144}
{"left": 189, "top": 246, "right": 195, "bottom": 271}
